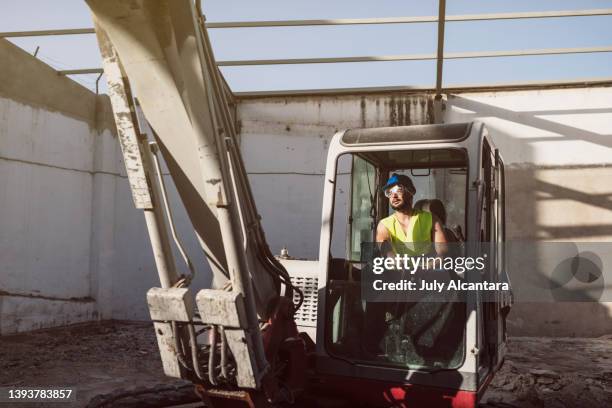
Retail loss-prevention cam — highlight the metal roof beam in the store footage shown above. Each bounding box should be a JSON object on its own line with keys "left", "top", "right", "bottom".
{"left": 1, "top": 8, "right": 612, "bottom": 37}
{"left": 0, "top": 28, "right": 95, "bottom": 37}
{"left": 57, "top": 68, "right": 104, "bottom": 75}
{"left": 216, "top": 46, "right": 612, "bottom": 66}
{"left": 206, "top": 8, "right": 612, "bottom": 28}
{"left": 435, "top": 0, "right": 446, "bottom": 99}
{"left": 51, "top": 45, "right": 612, "bottom": 74}
{"left": 51, "top": 45, "right": 612, "bottom": 76}
{"left": 433, "top": 0, "right": 447, "bottom": 123}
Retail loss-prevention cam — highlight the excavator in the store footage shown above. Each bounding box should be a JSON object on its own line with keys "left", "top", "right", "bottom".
{"left": 86, "top": 1, "right": 512, "bottom": 406}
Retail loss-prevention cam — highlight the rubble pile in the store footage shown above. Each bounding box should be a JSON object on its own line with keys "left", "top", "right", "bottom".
{"left": 483, "top": 337, "right": 612, "bottom": 407}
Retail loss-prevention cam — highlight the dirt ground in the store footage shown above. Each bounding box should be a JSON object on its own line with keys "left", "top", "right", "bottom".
{"left": 0, "top": 321, "right": 196, "bottom": 408}
{"left": 0, "top": 321, "right": 610, "bottom": 407}
{"left": 481, "top": 336, "right": 612, "bottom": 407}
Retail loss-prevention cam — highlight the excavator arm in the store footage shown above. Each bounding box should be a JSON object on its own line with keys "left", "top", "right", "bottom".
{"left": 86, "top": 0, "right": 304, "bottom": 403}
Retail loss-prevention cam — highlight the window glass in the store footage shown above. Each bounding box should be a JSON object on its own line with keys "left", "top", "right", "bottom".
{"left": 349, "top": 156, "right": 377, "bottom": 261}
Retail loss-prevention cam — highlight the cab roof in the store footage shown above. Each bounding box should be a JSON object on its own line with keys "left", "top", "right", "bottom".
{"left": 340, "top": 123, "right": 471, "bottom": 147}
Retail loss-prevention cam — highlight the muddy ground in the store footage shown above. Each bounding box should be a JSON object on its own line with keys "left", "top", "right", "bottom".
{"left": 0, "top": 321, "right": 610, "bottom": 407}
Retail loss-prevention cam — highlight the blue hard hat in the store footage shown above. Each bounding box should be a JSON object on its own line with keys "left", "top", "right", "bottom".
{"left": 382, "top": 173, "right": 416, "bottom": 195}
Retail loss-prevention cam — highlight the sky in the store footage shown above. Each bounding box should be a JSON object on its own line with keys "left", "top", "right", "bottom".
{"left": 1, "top": 0, "right": 612, "bottom": 93}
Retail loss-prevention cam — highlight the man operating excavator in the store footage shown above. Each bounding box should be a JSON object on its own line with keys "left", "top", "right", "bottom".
{"left": 367, "top": 173, "right": 452, "bottom": 359}
{"left": 376, "top": 173, "right": 448, "bottom": 257}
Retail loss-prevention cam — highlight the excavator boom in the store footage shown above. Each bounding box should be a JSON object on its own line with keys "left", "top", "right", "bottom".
{"left": 86, "top": 0, "right": 301, "bottom": 399}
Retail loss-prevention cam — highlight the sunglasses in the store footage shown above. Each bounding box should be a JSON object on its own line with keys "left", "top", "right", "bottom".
{"left": 384, "top": 185, "right": 406, "bottom": 198}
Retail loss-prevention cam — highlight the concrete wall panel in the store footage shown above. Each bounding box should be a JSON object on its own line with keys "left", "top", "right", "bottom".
{"left": 109, "top": 175, "right": 212, "bottom": 321}
{"left": 238, "top": 94, "right": 434, "bottom": 260}
{"left": 0, "top": 295, "right": 95, "bottom": 334}
{"left": 444, "top": 88, "right": 612, "bottom": 336}
{"left": 0, "top": 98, "right": 94, "bottom": 171}
{"left": 444, "top": 88, "right": 612, "bottom": 167}
{"left": 248, "top": 174, "right": 326, "bottom": 260}
{"left": 0, "top": 155, "right": 93, "bottom": 299}
{"left": 110, "top": 179, "right": 155, "bottom": 320}
{"left": 1, "top": 40, "right": 105, "bottom": 334}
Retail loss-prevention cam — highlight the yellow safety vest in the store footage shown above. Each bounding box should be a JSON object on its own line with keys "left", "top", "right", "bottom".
{"left": 380, "top": 210, "right": 433, "bottom": 255}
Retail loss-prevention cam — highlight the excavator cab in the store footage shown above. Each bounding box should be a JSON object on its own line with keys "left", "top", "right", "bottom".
{"left": 292, "top": 122, "right": 512, "bottom": 406}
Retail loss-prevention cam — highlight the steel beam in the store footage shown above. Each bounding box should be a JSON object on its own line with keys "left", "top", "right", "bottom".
{"left": 50, "top": 45, "right": 612, "bottom": 73}
{"left": 205, "top": 9, "right": 612, "bottom": 28}
{"left": 216, "top": 45, "right": 612, "bottom": 66}
{"left": 444, "top": 46, "right": 612, "bottom": 60}
{"left": 0, "top": 28, "right": 95, "bottom": 37}
{"left": 57, "top": 68, "right": 104, "bottom": 75}
{"left": 435, "top": 0, "right": 447, "bottom": 99}
{"left": 445, "top": 8, "right": 612, "bottom": 23}
{"left": 2, "top": 8, "right": 611, "bottom": 37}
{"left": 217, "top": 54, "right": 434, "bottom": 66}
{"left": 53, "top": 45, "right": 612, "bottom": 77}
{"left": 433, "top": 0, "right": 447, "bottom": 123}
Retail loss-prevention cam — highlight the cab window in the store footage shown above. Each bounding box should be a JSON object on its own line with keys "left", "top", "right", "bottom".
{"left": 328, "top": 148, "right": 468, "bottom": 370}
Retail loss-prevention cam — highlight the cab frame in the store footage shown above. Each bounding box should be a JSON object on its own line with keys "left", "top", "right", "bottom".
{"left": 312, "top": 121, "right": 509, "bottom": 406}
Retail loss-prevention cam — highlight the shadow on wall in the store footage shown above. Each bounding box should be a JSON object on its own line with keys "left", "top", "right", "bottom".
{"left": 446, "top": 93, "right": 612, "bottom": 337}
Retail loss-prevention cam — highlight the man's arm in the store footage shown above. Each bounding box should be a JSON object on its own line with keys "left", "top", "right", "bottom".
{"left": 376, "top": 221, "right": 390, "bottom": 243}
{"left": 375, "top": 221, "right": 394, "bottom": 257}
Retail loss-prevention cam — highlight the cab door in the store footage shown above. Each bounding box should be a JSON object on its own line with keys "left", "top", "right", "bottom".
{"left": 495, "top": 149, "right": 512, "bottom": 363}
{"left": 479, "top": 138, "right": 496, "bottom": 370}
{"left": 480, "top": 139, "right": 509, "bottom": 371}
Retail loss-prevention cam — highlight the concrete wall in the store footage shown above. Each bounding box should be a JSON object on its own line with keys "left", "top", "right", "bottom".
{"left": 0, "top": 39, "right": 212, "bottom": 335}
{"left": 2, "top": 36, "right": 611, "bottom": 337}
{"left": 444, "top": 88, "right": 612, "bottom": 336}
{"left": 238, "top": 94, "right": 434, "bottom": 259}
{"left": 0, "top": 39, "right": 111, "bottom": 334}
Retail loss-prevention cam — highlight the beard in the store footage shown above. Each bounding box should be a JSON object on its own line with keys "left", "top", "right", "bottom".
{"left": 391, "top": 194, "right": 413, "bottom": 211}
{"left": 391, "top": 200, "right": 411, "bottom": 211}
